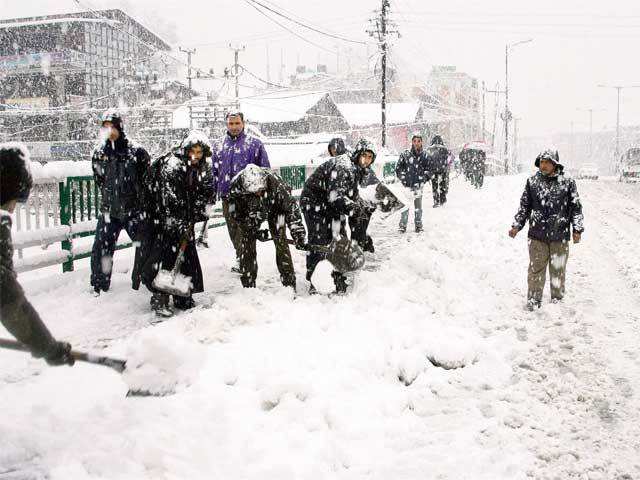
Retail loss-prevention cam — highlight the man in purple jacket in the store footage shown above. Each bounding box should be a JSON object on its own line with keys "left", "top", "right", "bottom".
{"left": 213, "top": 112, "right": 270, "bottom": 270}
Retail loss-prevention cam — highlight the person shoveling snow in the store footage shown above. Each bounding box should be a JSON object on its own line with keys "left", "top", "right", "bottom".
{"left": 139, "top": 131, "right": 215, "bottom": 318}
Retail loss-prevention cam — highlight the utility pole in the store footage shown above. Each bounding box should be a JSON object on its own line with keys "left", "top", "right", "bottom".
{"left": 229, "top": 44, "right": 245, "bottom": 110}
{"left": 503, "top": 39, "right": 532, "bottom": 174}
{"left": 598, "top": 84, "right": 640, "bottom": 171}
{"left": 179, "top": 47, "right": 196, "bottom": 128}
{"left": 570, "top": 120, "right": 575, "bottom": 169}
{"left": 367, "top": 0, "right": 399, "bottom": 148}
{"left": 486, "top": 83, "right": 505, "bottom": 151}
{"left": 481, "top": 81, "right": 486, "bottom": 142}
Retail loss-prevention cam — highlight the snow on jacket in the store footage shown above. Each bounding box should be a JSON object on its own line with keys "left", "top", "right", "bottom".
{"left": 512, "top": 168, "right": 585, "bottom": 242}
{"left": 0, "top": 211, "right": 56, "bottom": 355}
{"left": 228, "top": 168, "right": 306, "bottom": 242}
{"left": 146, "top": 152, "right": 214, "bottom": 234}
{"left": 212, "top": 131, "right": 270, "bottom": 198}
{"left": 425, "top": 144, "right": 451, "bottom": 174}
{"left": 395, "top": 148, "right": 430, "bottom": 189}
{"left": 91, "top": 135, "right": 150, "bottom": 219}
{"left": 300, "top": 154, "right": 366, "bottom": 217}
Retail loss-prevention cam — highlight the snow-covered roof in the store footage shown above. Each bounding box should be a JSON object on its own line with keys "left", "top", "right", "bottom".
{"left": 240, "top": 91, "right": 328, "bottom": 123}
{"left": 336, "top": 103, "right": 421, "bottom": 127}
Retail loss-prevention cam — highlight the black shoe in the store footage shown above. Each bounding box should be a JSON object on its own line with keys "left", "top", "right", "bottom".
{"left": 173, "top": 296, "right": 195, "bottom": 310}
{"left": 308, "top": 284, "right": 318, "bottom": 295}
{"left": 415, "top": 225, "right": 423, "bottom": 233}
{"left": 526, "top": 299, "right": 542, "bottom": 311}
{"left": 362, "top": 236, "right": 375, "bottom": 253}
{"left": 398, "top": 225, "right": 407, "bottom": 233}
{"left": 433, "top": 203, "right": 440, "bottom": 208}
{"left": 151, "top": 293, "right": 173, "bottom": 317}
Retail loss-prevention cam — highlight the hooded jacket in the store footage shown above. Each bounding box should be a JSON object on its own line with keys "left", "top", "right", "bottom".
{"left": 395, "top": 147, "right": 430, "bottom": 189}
{"left": 91, "top": 133, "right": 150, "bottom": 219}
{"left": 513, "top": 163, "right": 585, "bottom": 242}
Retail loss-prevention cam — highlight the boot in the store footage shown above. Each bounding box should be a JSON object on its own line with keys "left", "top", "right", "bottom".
{"left": 415, "top": 224, "right": 423, "bottom": 233}
{"left": 151, "top": 293, "right": 173, "bottom": 318}
{"left": 526, "top": 298, "right": 541, "bottom": 312}
{"left": 308, "top": 283, "right": 318, "bottom": 295}
{"left": 332, "top": 272, "right": 348, "bottom": 294}
{"left": 173, "top": 295, "right": 195, "bottom": 310}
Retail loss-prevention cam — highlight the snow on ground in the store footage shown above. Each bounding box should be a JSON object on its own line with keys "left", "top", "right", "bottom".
{"left": 2, "top": 175, "right": 640, "bottom": 479}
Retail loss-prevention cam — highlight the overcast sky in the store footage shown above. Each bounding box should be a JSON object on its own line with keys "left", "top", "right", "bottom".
{"left": 2, "top": 0, "right": 640, "bottom": 138}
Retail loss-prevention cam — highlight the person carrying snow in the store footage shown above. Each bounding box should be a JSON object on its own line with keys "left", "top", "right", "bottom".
{"left": 0, "top": 143, "right": 74, "bottom": 366}
{"left": 425, "top": 134, "right": 451, "bottom": 207}
{"left": 396, "top": 132, "right": 430, "bottom": 233}
{"left": 212, "top": 112, "right": 270, "bottom": 273}
{"left": 90, "top": 110, "right": 151, "bottom": 296}
{"left": 300, "top": 138, "right": 377, "bottom": 294}
{"left": 227, "top": 164, "right": 307, "bottom": 290}
{"left": 139, "top": 131, "right": 215, "bottom": 317}
{"left": 509, "top": 149, "right": 584, "bottom": 311}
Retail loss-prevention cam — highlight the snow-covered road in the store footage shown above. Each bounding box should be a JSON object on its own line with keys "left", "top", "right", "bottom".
{"left": 2, "top": 175, "right": 639, "bottom": 479}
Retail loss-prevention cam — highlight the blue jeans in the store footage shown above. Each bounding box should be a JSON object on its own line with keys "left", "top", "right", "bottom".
{"left": 399, "top": 192, "right": 423, "bottom": 230}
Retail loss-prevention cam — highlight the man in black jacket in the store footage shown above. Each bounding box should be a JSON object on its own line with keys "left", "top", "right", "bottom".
{"left": 300, "top": 138, "right": 377, "bottom": 294}
{"left": 90, "top": 110, "right": 150, "bottom": 295}
{"left": 509, "top": 149, "right": 584, "bottom": 310}
{"left": 140, "top": 131, "right": 214, "bottom": 317}
{"left": 0, "top": 143, "right": 74, "bottom": 366}
{"left": 228, "top": 164, "right": 307, "bottom": 290}
{"left": 396, "top": 132, "right": 430, "bottom": 232}
{"left": 426, "top": 135, "right": 451, "bottom": 207}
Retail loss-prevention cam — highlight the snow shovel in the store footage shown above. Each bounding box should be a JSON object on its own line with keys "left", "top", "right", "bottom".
{"left": 0, "top": 338, "right": 170, "bottom": 397}
{"left": 256, "top": 231, "right": 365, "bottom": 273}
{"left": 152, "top": 225, "right": 194, "bottom": 298}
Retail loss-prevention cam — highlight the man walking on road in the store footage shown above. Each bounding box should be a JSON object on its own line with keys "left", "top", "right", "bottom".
{"left": 425, "top": 135, "right": 451, "bottom": 207}
{"left": 509, "top": 149, "right": 584, "bottom": 311}
{"left": 213, "top": 112, "right": 270, "bottom": 272}
{"left": 396, "top": 132, "right": 430, "bottom": 233}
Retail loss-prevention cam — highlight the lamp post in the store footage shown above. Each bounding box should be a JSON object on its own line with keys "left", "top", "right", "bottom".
{"left": 597, "top": 84, "right": 640, "bottom": 172}
{"left": 504, "top": 38, "right": 532, "bottom": 174}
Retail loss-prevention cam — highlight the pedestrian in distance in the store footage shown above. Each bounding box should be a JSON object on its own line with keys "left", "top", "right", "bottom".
{"left": 426, "top": 135, "right": 451, "bottom": 207}
{"left": 0, "top": 143, "right": 74, "bottom": 366}
{"left": 509, "top": 149, "right": 584, "bottom": 311}
{"left": 396, "top": 132, "right": 430, "bottom": 233}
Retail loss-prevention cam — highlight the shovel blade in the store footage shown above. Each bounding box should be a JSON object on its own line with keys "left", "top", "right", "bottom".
{"left": 375, "top": 183, "right": 406, "bottom": 214}
{"left": 326, "top": 237, "right": 365, "bottom": 273}
{"left": 152, "top": 270, "right": 192, "bottom": 297}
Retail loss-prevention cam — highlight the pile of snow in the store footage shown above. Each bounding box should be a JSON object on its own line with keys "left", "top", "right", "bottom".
{"left": 30, "top": 161, "right": 92, "bottom": 180}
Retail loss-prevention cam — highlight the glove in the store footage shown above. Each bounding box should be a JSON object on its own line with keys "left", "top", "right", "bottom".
{"left": 256, "top": 229, "right": 270, "bottom": 242}
{"left": 293, "top": 234, "right": 307, "bottom": 251}
{"left": 43, "top": 341, "right": 75, "bottom": 367}
{"left": 362, "top": 235, "right": 375, "bottom": 253}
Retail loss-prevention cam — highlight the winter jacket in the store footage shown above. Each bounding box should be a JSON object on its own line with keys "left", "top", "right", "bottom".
{"left": 146, "top": 152, "right": 214, "bottom": 234}
{"left": 0, "top": 212, "right": 56, "bottom": 355}
{"left": 91, "top": 135, "right": 150, "bottom": 220}
{"left": 425, "top": 144, "right": 451, "bottom": 174}
{"left": 228, "top": 169, "right": 306, "bottom": 242}
{"left": 512, "top": 168, "right": 584, "bottom": 242}
{"left": 212, "top": 131, "right": 270, "bottom": 198}
{"left": 300, "top": 154, "right": 367, "bottom": 217}
{"left": 396, "top": 148, "right": 430, "bottom": 189}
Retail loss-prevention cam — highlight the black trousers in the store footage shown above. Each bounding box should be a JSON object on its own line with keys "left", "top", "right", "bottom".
{"left": 90, "top": 213, "right": 142, "bottom": 291}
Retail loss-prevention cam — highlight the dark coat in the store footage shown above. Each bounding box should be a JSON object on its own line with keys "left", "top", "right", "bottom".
{"left": 138, "top": 153, "right": 214, "bottom": 293}
{"left": 0, "top": 212, "right": 55, "bottom": 355}
{"left": 513, "top": 168, "right": 585, "bottom": 242}
{"left": 395, "top": 148, "right": 430, "bottom": 189}
{"left": 425, "top": 144, "right": 451, "bottom": 174}
{"left": 300, "top": 154, "right": 366, "bottom": 217}
{"left": 91, "top": 135, "right": 150, "bottom": 220}
{"left": 228, "top": 170, "right": 306, "bottom": 242}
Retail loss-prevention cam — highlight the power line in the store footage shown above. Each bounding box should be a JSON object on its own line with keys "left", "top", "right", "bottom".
{"left": 245, "top": 0, "right": 367, "bottom": 45}
{"left": 242, "top": 0, "right": 337, "bottom": 54}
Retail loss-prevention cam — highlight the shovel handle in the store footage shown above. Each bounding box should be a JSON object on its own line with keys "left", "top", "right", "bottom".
{"left": 0, "top": 338, "right": 127, "bottom": 373}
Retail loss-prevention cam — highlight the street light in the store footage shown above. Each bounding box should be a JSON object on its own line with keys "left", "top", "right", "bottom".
{"left": 504, "top": 38, "right": 533, "bottom": 173}
{"left": 597, "top": 84, "right": 640, "bottom": 171}
{"left": 576, "top": 107, "right": 605, "bottom": 162}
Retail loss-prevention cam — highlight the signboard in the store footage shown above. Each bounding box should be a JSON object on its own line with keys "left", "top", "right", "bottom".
{"left": 0, "top": 50, "right": 85, "bottom": 73}
{"left": 5, "top": 97, "right": 50, "bottom": 108}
